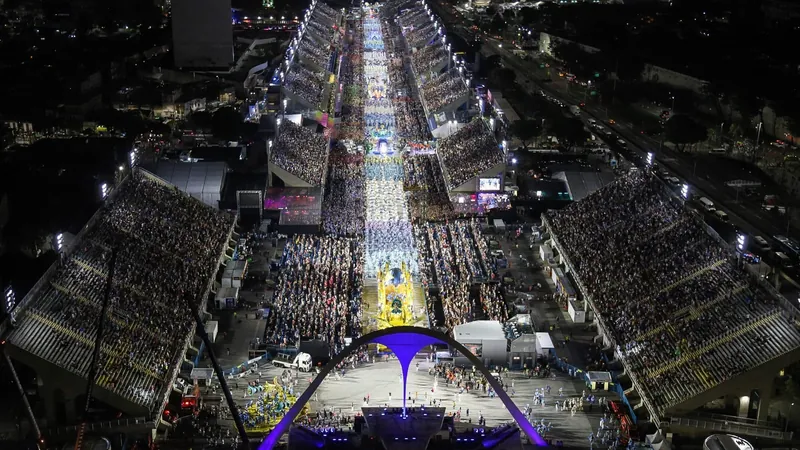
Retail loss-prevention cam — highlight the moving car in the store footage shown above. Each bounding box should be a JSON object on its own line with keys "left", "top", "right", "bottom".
{"left": 753, "top": 235, "right": 771, "bottom": 251}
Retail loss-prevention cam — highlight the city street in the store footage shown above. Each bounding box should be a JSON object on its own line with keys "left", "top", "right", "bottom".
{"left": 477, "top": 36, "right": 800, "bottom": 274}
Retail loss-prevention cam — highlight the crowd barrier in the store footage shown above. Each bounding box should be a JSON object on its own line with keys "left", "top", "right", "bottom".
{"left": 550, "top": 353, "right": 638, "bottom": 425}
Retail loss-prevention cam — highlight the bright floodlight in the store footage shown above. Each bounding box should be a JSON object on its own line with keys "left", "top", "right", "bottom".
{"left": 737, "top": 234, "right": 746, "bottom": 251}
{"left": 681, "top": 184, "right": 690, "bottom": 199}
{"left": 646, "top": 152, "right": 654, "bottom": 166}
{"left": 512, "top": 158, "right": 517, "bottom": 164}
{"left": 118, "top": 165, "right": 124, "bottom": 171}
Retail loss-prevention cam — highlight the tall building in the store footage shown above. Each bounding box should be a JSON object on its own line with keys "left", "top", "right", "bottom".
{"left": 171, "top": 0, "right": 234, "bottom": 69}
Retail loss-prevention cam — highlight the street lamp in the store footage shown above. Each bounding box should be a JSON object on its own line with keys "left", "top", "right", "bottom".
{"left": 681, "top": 183, "right": 690, "bottom": 200}
{"left": 736, "top": 233, "right": 746, "bottom": 252}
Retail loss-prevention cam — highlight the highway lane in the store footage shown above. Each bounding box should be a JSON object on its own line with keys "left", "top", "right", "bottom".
{"left": 480, "top": 37, "right": 799, "bottom": 255}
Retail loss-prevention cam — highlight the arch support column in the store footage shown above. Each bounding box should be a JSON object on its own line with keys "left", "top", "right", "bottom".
{"left": 259, "top": 326, "right": 547, "bottom": 450}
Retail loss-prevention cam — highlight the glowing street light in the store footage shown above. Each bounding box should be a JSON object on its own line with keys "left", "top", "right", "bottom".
{"left": 681, "top": 183, "right": 690, "bottom": 199}
{"left": 736, "top": 233, "right": 747, "bottom": 251}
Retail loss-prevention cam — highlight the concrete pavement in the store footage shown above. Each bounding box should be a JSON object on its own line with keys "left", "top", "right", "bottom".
{"left": 207, "top": 356, "right": 607, "bottom": 448}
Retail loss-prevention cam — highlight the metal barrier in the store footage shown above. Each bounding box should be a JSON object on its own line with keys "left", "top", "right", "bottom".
{"left": 686, "top": 412, "right": 782, "bottom": 429}
{"left": 669, "top": 416, "right": 793, "bottom": 440}
{"left": 553, "top": 354, "right": 638, "bottom": 424}
{"left": 44, "top": 417, "right": 153, "bottom": 437}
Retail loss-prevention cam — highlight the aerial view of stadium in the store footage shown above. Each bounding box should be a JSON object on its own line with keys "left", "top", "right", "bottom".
{"left": 0, "top": 0, "right": 798, "bottom": 449}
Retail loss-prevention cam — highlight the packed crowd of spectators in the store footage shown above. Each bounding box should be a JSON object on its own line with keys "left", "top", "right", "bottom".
{"left": 299, "top": 38, "right": 332, "bottom": 72}
{"left": 265, "top": 235, "right": 364, "bottom": 356}
{"left": 438, "top": 119, "right": 502, "bottom": 189}
{"left": 285, "top": 63, "right": 327, "bottom": 108}
{"left": 415, "top": 221, "right": 502, "bottom": 332}
{"left": 420, "top": 69, "right": 469, "bottom": 113}
{"left": 21, "top": 173, "right": 234, "bottom": 408}
{"left": 314, "top": 2, "right": 341, "bottom": 25}
{"left": 545, "top": 170, "right": 800, "bottom": 413}
{"left": 410, "top": 43, "right": 447, "bottom": 74}
{"left": 338, "top": 20, "right": 365, "bottom": 142}
{"left": 402, "top": 154, "right": 454, "bottom": 221}
{"left": 271, "top": 120, "right": 329, "bottom": 186}
{"left": 384, "top": 35, "right": 432, "bottom": 144}
{"left": 405, "top": 22, "right": 437, "bottom": 48}
{"left": 323, "top": 145, "right": 365, "bottom": 237}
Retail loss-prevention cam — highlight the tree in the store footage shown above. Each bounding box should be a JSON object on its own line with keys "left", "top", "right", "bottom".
{"left": 770, "top": 96, "right": 800, "bottom": 141}
{"left": 189, "top": 110, "right": 213, "bottom": 131}
{"left": 786, "top": 117, "right": 800, "bottom": 145}
{"left": 480, "top": 54, "right": 502, "bottom": 78}
{"left": 211, "top": 107, "right": 243, "bottom": 141}
{"left": 550, "top": 118, "right": 590, "bottom": 151}
{"left": 510, "top": 119, "right": 542, "bottom": 149}
{"left": 489, "top": 67, "right": 516, "bottom": 89}
{"left": 732, "top": 87, "right": 765, "bottom": 132}
{"left": 702, "top": 80, "right": 735, "bottom": 123}
{"left": 665, "top": 114, "right": 708, "bottom": 152}
{"left": 489, "top": 15, "right": 505, "bottom": 34}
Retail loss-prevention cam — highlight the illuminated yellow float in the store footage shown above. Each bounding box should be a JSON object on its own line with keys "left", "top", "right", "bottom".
{"left": 241, "top": 377, "right": 311, "bottom": 433}
{"left": 376, "top": 262, "right": 414, "bottom": 329}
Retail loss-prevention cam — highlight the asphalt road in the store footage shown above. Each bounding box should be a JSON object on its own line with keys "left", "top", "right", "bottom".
{"left": 478, "top": 37, "right": 800, "bottom": 265}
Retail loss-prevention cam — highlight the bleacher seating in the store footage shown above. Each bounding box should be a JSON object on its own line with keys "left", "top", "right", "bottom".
{"left": 545, "top": 170, "right": 800, "bottom": 415}
{"left": 437, "top": 119, "right": 502, "bottom": 190}
{"left": 284, "top": 63, "right": 327, "bottom": 109}
{"left": 6, "top": 172, "right": 235, "bottom": 413}
{"left": 419, "top": 69, "right": 469, "bottom": 113}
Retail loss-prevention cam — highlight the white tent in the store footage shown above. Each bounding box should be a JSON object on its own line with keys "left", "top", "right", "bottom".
{"left": 453, "top": 320, "right": 507, "bottom": 366}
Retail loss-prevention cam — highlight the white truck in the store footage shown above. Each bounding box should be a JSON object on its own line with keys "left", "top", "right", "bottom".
{"left": 272, "top": 352, "right": 313, "bottom": 372}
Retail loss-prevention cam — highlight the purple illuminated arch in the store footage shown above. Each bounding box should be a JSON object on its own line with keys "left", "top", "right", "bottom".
{"left": 258, "top": 326, "right": 548, "bottom": 449}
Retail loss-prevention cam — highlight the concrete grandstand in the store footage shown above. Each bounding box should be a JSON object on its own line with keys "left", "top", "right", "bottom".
{"left": 542, "top": 170, "right": 800, "bottom": 436}
{"left": 3, "top": 169, "right": 236, "bottom": 424}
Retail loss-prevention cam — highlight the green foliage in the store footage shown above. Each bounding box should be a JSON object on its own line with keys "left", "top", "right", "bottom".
{"left": 550, "top": 118, "right": 590, "bottom": 151}
{"left": 189, "top": 111, "right": 213, "bottom": 131}
{"left": 211, "top": 107, "right": 244, "bottom": 141}
{"left": 510, "top": 119, "right": 543, "bottom": 148}
{"left": 665, "top": 114, "right": 707, "bottom": 152}
{"left": 489, "top": 67, "right": 516, "bottom": 89}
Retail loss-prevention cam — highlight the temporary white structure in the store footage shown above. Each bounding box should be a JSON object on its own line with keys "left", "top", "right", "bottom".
{"left": 453, "top": 320, "right": 507, "bottom": 367}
